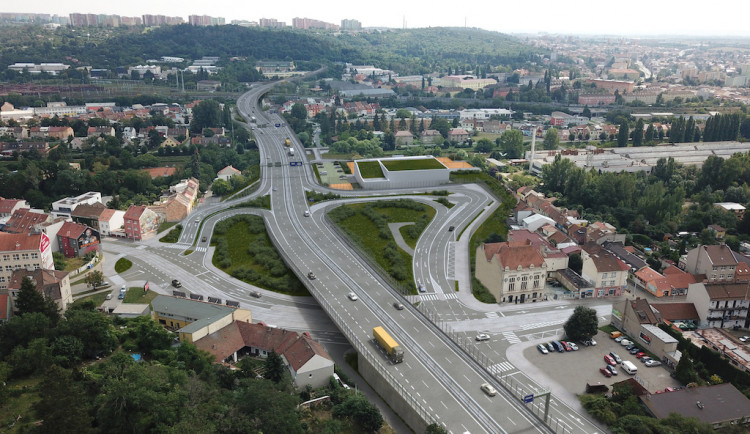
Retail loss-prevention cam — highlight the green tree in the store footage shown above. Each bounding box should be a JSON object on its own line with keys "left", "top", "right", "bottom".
{"left": 35, "top": 365, "right": 93, "bottom": 433}
{"left": 211, "top": 179, "right": 231, "bottom": 196}
{"left": 497, "top": 129, "right": 525, "bottom": 159}
{"left": 475, "top": 138, "right": 494, "bottom": 153}
{"left": 333, "top": 393, "right": 384, "bottom": 432}
{"left": 265, "top": 350, "right": 285, "bottom": 383}
{"left": 52, "top": 251, "right": 67, "bottom": 271}
{"left": 425, "top": 423, "right": 449, "bottom": 434}
{"left": 84, "top": 270, "right": 104, "bottom": 288}
{"left": 563, "top": 306, "right": 598, "bottom": 342}
{"left": 543, "top": 128, "right": 559, "bottom": 150}
{"left": 15, "top": 276, "right": 59, "bottom": 322}
{"left": 632, "top": 118, "right": 644, "bottom": 147}
{"left": 190, "top": 100, "right": 222, "bottom": 134}
{"left": 617, "top": 121, "right": 629, "bottom": 147}
{"left": 675, "top": 354, "right": 700, "bottom": 384}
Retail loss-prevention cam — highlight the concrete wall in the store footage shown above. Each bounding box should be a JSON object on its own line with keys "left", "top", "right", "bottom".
{"left": 358, "top": 351, "right": 429, "bottom": 433}
{"left": 475, "top": 246, "right": 503, "bottom": 301}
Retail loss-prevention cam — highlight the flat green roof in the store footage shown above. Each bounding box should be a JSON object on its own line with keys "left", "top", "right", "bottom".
{"left": 357, "top": 161, "right": 385, "bottom": 179}
{"left": 381, "top": 158, "right": 445, "bottom": 171}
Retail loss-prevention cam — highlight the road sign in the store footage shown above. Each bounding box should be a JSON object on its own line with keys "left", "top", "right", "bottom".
{"left": 523, "top": 394, "right": 534, "bottom": 403}
{"left": 289, "top": 161, "right": 303, "bottom": 167}
{"left": 275, "top": 123, "right": 281, "bottom": 127}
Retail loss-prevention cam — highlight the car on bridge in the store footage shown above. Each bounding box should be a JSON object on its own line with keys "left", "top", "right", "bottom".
{"left": 347, "top": 292, "right": 358, "bottom": 301}
{"left": 393, "top": 302, "right": 405, "bottom": 310}
{"left": 480, "top": 383, "right": 497, "bottom": 397}
{"left": 307, "top": 272, "right": 316, "bottom": 280}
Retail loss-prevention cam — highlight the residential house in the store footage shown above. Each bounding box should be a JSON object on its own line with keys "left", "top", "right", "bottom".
{"left": 193, "top": 321, "right": 335, "bottom": 388}
{"left": 683, "top": 244, "right": 738, "bottom": 283}
{"left": 0, "top": 232, "right": 54, "bottom": 290}
{"left": 150, "top": 295, "right": 252, "bottom": 340}
{"left": 395, "top": 130, "right": 414, "bottom": 146}
{"left": 714, "top": 202, "right": 745, "bottom": 220}
{"left": 57, "top": 221, "right": 100, "bottom": 258}
{"left": 160, "top": 137, "right": 180, "bottom": 148}
{"left": 447, "top": 128, "right": 469, "bottom": 144}
{"left": 71, "top": 202, "right": 106, "bottom": 232}
{"left": 522, "top": 214, "right": 556, "bottom": 233}
{"left": 3, "top": 209, "right": 50, "bottom": 234}
{"left": 0, "top": 127, "right": 28, "bottom": 139}
{"left": 635, "top": 265, "right": 696, "bottom": 298}
{"left": 216, "top": 165, "right": 241, "bottom": 182}
{"left": 580, "top": 243, "right": 629, "bottom": 298}
{"left": 686, "top": 281, "right": 750, "bottom": 329}
{"left": 29, "top": 126, "right": 74, "bottom": 140}
{"left": 150, "top": 177, "right": 198, "bottom": 222}
{"left": 602, "top": 241, "right": 647, "bottom": 273}
{"left": 0, "top": 199, "right": 29, "bottom": 219}
{"left": 86, "top": 126, "right": 115, "bottom": 137}
{"left": 420, "top": 129, "right": 442, "bottom": 145}
{"left": 98, "top": 209, "right": 125, "bottom": 236}
{"left": 476, "top": 241, "right": 548, "bottom": 304}
{"left": 508, "top": 229, "right": 569, "bottom": 271}
{"left": 550, "top": 112, "right": 569, "bottom": 127}
{"left": 610, "top": 297, "right": 680, "bottom": 367}
{"left": 483, "top": 121, "right": 512, "bottom": 134}
{"left": 708, "top": 224, "right": 726, "bottom": 239}
{"left": 123, "top": 205, "right": 161, "bottom": 241}
{"left": 6, "top": 268, "right": 72, "bottom": 315}
{"left": 641, "top": 384, "right": 750, "bottom": 429}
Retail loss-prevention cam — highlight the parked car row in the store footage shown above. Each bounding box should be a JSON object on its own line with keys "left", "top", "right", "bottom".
{"left": 539, "top": 340, "right": 580, "bottom": 353}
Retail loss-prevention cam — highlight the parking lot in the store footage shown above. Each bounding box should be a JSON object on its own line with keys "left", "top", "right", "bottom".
{"left": 524, "top": 330, "right": 682, "bottom": 395}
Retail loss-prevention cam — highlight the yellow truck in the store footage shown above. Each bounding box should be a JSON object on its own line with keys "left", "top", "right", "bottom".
{"left": 285, "top": 138, "right": 291, "bottom": 147}
{"left": 373, "top": 326, "right": 404, "bottom": 363}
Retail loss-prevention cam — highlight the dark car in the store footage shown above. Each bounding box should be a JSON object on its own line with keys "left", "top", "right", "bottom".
{"left": 171, "top": 279, "right": 182, "bottom": 288}
{"left": 606, "top": 365, "right": 618, "bottom": 376}
{"left": 552, "top": 341, "right": 565, "bottom": 352}
{"left": 629, "top": 347, "right": 641, "bottom": 354}
{"left": 599, "top": 367, "right": 612, "bottom": 377}
{"left": 448, "top": 226, "right": 455, "bottom": 232}
{"left": 546, "top": 342, "right": 555, "bottom": 352}
{"left": 201, "top": 236, "right": 207, "bottom": 242}
{"left": 393, "top": 302, "right": 405, "bottom": 310}
{"left": 250, "top": 291, "right": 261, "bottom": 298}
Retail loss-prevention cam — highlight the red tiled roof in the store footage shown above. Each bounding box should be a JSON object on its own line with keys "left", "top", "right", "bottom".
{"left": 704, "top": 282, "right": 750, "bottom": 300}
{"left": 123, "top": 205, "right": 146, "bottom": 220}
{"left": 652, "top": 303, "right": 700, "bottom": 321}
{"left": 71, "top": 202, "right": 106, "bottom": 219}
{"left": 0, "top": 199, "right": 23, "bottom": 214}
{"left": 584, "top": 244, "right": 630, "bottom": 272}
{"left": 98, "top": 208, "right": 116, "bottom": 221}
{"left": 284, "top": 334, "right": 332, "bottom": 372}
{"left": 629, "top": 298, "right": 660, "bottom": 324}
{"left": 662, "top": 266, "right": 697, "bottom": 289}
{"left": 4, "top": 209, "right": 49, "bottom": 233}
{"left": 491, "top": 241, "right": 546, "bottom": 269}
{"left": 0, "top": 232, "right": 43, "bottom": 252}
{"left": 58, "top": 221, "right": 87, "bottom": 239}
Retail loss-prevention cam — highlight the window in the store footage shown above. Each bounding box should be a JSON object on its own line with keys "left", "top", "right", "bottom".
{"left": 12, "top": 254, "right": 19, "bottom": 261}
{"left": 4, "top": 266, "right": 12, "bottom": 271}
{"left": 31, "top": 253, "right": 38, "bottom": 259}
{"left": 21, "top": 253, "right": 29, "bottom": 260}
{"left": 0, "top": 277, "right": 4, "bottom": 282}
{"left": 609, "top": 280, "right": 616, "bottom": 286}
{"left": 1, "top": 255, "right": 8, "bottom": 261}
{"left": 720, "top": 275, "right": 724, "bottom": 279}
{"left": 521, "top": 281, "right": 528, "bottom": 290}
{"left": 508, "top": 283, "right": 515, "bottom": 291}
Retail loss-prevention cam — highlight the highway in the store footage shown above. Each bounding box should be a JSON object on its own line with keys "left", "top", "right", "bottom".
{"left": 229, "top": 82, "right": 600, "bottom": 433}
{"left": 102, "top": 78, "right": 602, "bottom": 433}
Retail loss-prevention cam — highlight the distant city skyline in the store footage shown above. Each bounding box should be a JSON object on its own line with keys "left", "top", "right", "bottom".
{"left": 5, "top": 1, "right": 750, "bottom": 37}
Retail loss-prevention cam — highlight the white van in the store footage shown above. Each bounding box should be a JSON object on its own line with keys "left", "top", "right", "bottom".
{"left": 622, "top": 360, "right": 638, "bottom": 375}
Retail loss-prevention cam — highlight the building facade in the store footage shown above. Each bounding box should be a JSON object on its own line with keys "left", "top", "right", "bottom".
{"left": 476, "top": 241, "right": 548, "bottom": 304}
{"left": 0, "top": 233, "right": 54, "bottom": 290}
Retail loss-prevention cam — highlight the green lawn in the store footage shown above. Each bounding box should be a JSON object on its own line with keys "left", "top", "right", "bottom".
{"left": 72, "top": 291, "right": 109, "bottom": 307}
{"left": 123, "top": 287, "right": 159, "bottom": 304}
{"left": 212, "top": 216, "right": 308, "bottom": 296}
{"left": 63, "top": 257, "right": 86, "bottom": 272}
{"left": 158, "top": 221, "right": 178, "bottom": 233}
{"left": 114, "top": 258, "right": 133, "bottom": 273}
{"left": 357, "top": 161, "right": 385, "bottom": 178}
{"left": 0, "top": 376, "right": 41, "bottom": 432}
{"left": 330, "top": 201, "right": 436, "bottom": 292}
{"left": 159, "top": 225, "right": 183, "bottom": 243}
{"left": 381, "top": 158, "right": 445, "bottom": 171}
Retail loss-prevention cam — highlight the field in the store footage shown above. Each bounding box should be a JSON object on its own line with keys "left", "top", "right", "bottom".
{"left": 357, "top": 161, "right": 385, "bottom": 178}
{"left": 381, "top": 158, "right": 445, "bottom": 171}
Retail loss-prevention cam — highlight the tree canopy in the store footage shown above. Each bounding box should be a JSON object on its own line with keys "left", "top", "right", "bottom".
{"left": 563, "top": 306, "right": 598, "bottom": 342}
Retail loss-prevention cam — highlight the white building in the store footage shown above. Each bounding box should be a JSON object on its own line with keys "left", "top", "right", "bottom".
{"left": 353, "top": 156, "right": 450, "bottom": 190}
{"left": 51, "top": 192, "right": 102, "bottom": 219}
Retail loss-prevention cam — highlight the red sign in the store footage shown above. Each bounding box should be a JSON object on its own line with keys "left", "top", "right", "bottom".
{"left": 144, "top": 281, "right": 149, "bottom": 292}
{"left": 40, "top": 233, "right": 50, "bottom": 253}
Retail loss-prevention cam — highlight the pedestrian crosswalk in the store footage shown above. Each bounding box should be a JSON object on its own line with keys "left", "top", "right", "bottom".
{"left": 502, "top": 331, "right": 521, "bottom": 344}
{"left": 420, "top": 293, "right": 458, "bottom": 301}
{"left": 195, "top": 247, "right": 207, "bottom": 252}
{"left": 485, "top": 311, "right": 500, "bottom": 319}
{"left": 488, "top": 361, "right": 515, "bottom": 374}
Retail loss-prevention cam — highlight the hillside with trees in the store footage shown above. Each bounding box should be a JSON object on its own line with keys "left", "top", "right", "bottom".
{"left": 0, "top": 24, "right": 544, "bottom": 77}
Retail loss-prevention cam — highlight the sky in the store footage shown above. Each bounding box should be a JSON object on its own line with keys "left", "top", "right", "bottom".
{"left": 8, "top": 0, "right": 750, "bottom": 37}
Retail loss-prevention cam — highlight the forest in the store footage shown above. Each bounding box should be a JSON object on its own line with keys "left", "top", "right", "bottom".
{"left": 0, "top": 24, "right": 544, "bottom": 77}
{"left": 0, "top": 279, "right": 383, "bottom": 433}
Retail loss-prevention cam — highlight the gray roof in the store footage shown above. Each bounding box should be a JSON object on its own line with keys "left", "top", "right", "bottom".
{"left": 603, "top": 241, "right": 648, "bottom": 271}
{"left": 150, "top": 295, "right": 235, "bottom": 333}
{"left": 641, "top": 383, "right": 750, "bottom": 425}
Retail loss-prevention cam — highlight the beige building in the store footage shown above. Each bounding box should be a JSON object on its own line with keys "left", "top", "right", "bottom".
{"left": 0, "top": 233, "right": 54, "bottom": 290}
{"left": 686, "top": 281, "right": 750, "bottom": 329}
{"left": 610, "top": 298, "right": 681, "bottom": 368}
{"left": 683, "top": 244, "right": 738, "bottom": 283}
{"left": 7, "top": 268, "right": 72, "bottom": 314}
{"left": 580, "top": 243, "right": 629, "bottom": 298}
{"left": 476, "top": 241, "right": 547, "bottom": 304}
